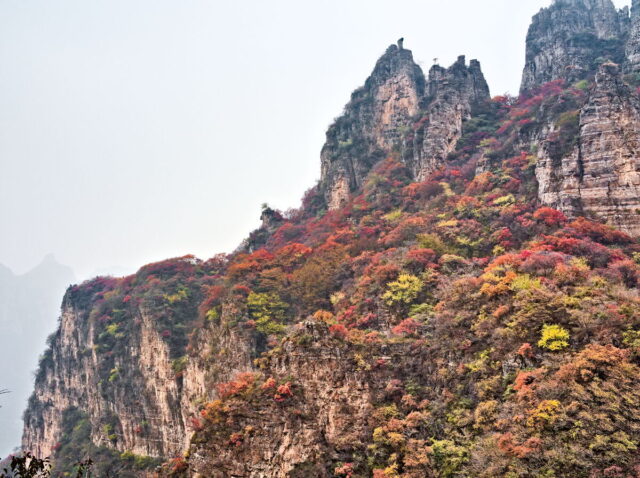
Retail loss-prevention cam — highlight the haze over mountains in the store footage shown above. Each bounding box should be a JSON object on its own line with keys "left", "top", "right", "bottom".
{"left": 16, "top": 0, "right": 640, "bottom": 476}
{"left": 0, "top": 255, "right": 74, "bottom": 457}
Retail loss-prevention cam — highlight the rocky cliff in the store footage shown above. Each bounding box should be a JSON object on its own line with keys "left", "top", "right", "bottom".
{"left": 18, "top": 3, "right": 640, "bottom": 478}
{"left": 536, "top": 62, "right": 640, "bottom": 235}
{"left": 22, "top": 259, "right": 257, "bottom": 476}
{"left": 521, "top": 0, "right": 629, "bottom": 92}
{"left": 520, "top": 0, "right": 640, "bottom": 235}
{"left": 403, "top": 56, "right": 490, "bottom": 181}
{"left": 320, "top": 41, "right": 490, "bottom": 209}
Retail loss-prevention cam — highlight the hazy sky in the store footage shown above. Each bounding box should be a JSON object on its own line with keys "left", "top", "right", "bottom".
{"left": 0, "top": 0, "right": 631, "bottom": 279}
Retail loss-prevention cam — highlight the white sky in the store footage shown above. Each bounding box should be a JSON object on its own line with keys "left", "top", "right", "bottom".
{"left": 0, "top": 0, "right": 631, "bottom": 279}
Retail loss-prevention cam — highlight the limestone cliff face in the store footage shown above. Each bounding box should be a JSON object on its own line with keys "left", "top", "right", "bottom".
{"left": 187, "top": 320, "right": 430, "bottom": 478}
{"left": 536, "top": 62, "right": 640, "bottom": 235}
{"left": 320, "top": 42, "right": 490, "bottom": 209}
{"left": 22, "top": 275, "right": 256, "bottom": 463}
{"left": 521, "top": 0, "right": 629, "bottom": 92}
{"left": 403, "top": 56, "right": 490, "bottom": 180}
{"left": 319, "top": 42, "right": 425, "bottom": 210}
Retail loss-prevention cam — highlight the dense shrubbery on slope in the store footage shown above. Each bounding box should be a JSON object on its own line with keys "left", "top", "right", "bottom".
{"left": 44, "top": 81, "right": 640, "bottom": 477}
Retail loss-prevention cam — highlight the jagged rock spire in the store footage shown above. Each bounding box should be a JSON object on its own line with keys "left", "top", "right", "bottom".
{"left": 520, "top": 0, "right": 628, "bottom": 92}
{"left": 319, "top": 43, "right": 425, "bottom": 210}
{"left": 626, "top": 0, "right": 640, "bottom": 70}
{"left": 320, "top": 43, "right": 490, "bottom": 209}
{"left": 404, "top": 56, "right": 490, "bottom": 180}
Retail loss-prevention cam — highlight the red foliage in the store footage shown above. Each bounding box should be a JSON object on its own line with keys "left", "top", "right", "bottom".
{"left": 189, "top": 417, "right": 203, "bottom": 432}
{"left": 520, "top": 251, "right": 566, "bottom": 276}
{"left": 402, "top": 180, "right": 444, "bottom": 200}
{"left": 535, "top": 235, "right": 623, "bottom": 268}
{"left": 533, "top": 207, "right": 567, "bottom": 227}
{"left": 231, "top": 284, "right": 251, "bottom": 296}
{"left": 168, "top": 457, "right": 188, "bottom": 473}
{"left": 274, "top": 243, "right": 312, "bottom": 270}
{"left": 497, "top": 432, "right": 541, "bottom": 459}
{"left": 199, "top": 285, "right": 226, "bottom": 316}
{"left": 513, "top": 368, "right": 546, "bottom": 401}
{"left": 517, "top": 343, "right": 534, "bottom": 359}
{"left": 334, "top": 462, "right": 355, "bottom": 478}
{"left": 329, "top": 324, "right": 349, "bottom": 340}
{"left": 274, "top": 382, "right": 293, "bottom": 402}
{"left": 391, "top": 318, "right": 421, "bottom": 337}
{"left": 609, "top": 260, "right": 640, "bottom": 288}
{"left": 216, "top": 372, "right": 259, "bottom": 399}
{"left": 227, "top": 249, "right": 275, "bottom": 279}
{"left": 228, "top": 432, "right": 244, "bottom": 447}
{"left": 406, "top": 248, "right": 437, "bottom": 267}
{"left": 567, "top": 217, "right": 634, "bottom": 245}
{"left": 138, "top": 255, "right": 199, "bottom": 280}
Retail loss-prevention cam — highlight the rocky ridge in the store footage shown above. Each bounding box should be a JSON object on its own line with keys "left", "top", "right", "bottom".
{"left": 320, "top": 42, "right": 490, "bottom": 209}
{"left": 536, "top": 62, "right": 640, "bottom": 236}
{"left": 518, "top": 0, "right": 640, "bottom": 91}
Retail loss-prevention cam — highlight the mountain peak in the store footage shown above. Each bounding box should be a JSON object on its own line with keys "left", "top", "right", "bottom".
{"left": 521, "top": 0, "right": 629, "bottom": 92}
{"left": 319, "top": 42, "right": 489, "bottom": 209}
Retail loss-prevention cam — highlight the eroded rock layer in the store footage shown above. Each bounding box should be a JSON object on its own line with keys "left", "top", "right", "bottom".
{"left": 319, "top": 42, "right": 490, "bottom": 209}
{"left": 536, "top": 62, "right": 640, "bottom": 235}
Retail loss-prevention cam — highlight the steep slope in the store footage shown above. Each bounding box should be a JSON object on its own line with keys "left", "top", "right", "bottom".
{"left": 320, "top": 41, "right": 490, "bottom": 209}
{"left": 19, "top": 4, "right": 640, "bottom": 478}
{"left": 521, "top": 0, "right": 629, "bottom": 92}
{"left": 536, "top": 62, "right": 640, "bottom": 235}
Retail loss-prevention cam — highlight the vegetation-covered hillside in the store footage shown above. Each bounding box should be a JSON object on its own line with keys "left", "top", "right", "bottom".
{"left": 20, "top": 0, "right": 640, "bottom": 475}
{"left": 23, "top": 77, "right": 640, "bottom": 477}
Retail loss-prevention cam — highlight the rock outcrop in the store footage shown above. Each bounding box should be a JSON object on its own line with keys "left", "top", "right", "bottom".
{"left": 626, "top": 0, "right": 640, "bottom": 71}
{"left": 319, "top": 41, "right": 425, "bottom": 210}
{"left": 186, "top": 320, "right": 433, "bottom": 478}
{"left": 536, "top": 62, "right": 640, "bottom": 235}
{"left": 403, "top": 56, "right": 490, "bottom": 180}
{"left": 320, "top": 42, "right": 490, "bottom": 209}
{"left": 521, "top": 0, "right": 629, "bottom": 92}
{"left": 22, "top": 265, "right": 256, "bottom": 462}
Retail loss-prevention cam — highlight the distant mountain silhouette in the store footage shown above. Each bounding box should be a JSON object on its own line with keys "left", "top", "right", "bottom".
{"left": 0, "top": 255, "right": 74, "bottom": 458}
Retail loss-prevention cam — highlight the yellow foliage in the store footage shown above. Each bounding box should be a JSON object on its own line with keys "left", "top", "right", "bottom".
{"left": 527, "top": 400, "right": 561, "bottom": 428}
{"left": 538, "top": 324, "right": 570, "bottom": 351}
{"left": 383, "top": 274, "right": 423, "bottom": 307}
{"left": 437, "top": 219, "right": 459, "bottom": 228}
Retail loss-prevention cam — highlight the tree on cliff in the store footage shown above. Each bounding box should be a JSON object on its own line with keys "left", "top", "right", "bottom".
{"left": 0, "top": 453, "right": 92, "bottom": 478}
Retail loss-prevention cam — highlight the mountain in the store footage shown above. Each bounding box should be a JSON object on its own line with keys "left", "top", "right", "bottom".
{"left": 19, "top": 2, "right": 640, "bottom": 477}
{"left": 320, "top": 42, "right": 490, "bottom": 209}
{"left": 0, "top": 255, "right": 74, "bottom": 458}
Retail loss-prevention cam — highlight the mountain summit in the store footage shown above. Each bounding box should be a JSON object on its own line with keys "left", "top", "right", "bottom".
{"left": 521, "top": 0, "right": 640, "bottom": 91}
{"left": 320, "top": 41, "right": 489, "bottom": 209}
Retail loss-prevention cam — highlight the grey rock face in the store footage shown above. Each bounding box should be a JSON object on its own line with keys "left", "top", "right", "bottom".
{"left": 521, "top": 0, "right": 629, "bottom": 93}
{"left": 320, "top": 45, "right": 490, "bottom": 209}
{"left": 404, "top": 56, "right": 490, "bottom": 180}
{"left": 520, "top": 0, "right": 640, "bottom": 235}
{"left": 319, "top": 44, "right": 425, "bottom": 210}
{"left": 625, "top": 0, "right": 640, "bottom": 70}
{"left": 536, "top": 63, "right": 640, "bottom": 236}
{"left": 22, "top": 286, "right": 256, "bottom": 460}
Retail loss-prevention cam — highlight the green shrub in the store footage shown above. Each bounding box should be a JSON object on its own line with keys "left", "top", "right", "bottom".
{"left": 247, "top": 292, "right": 288, "bottom": 335}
